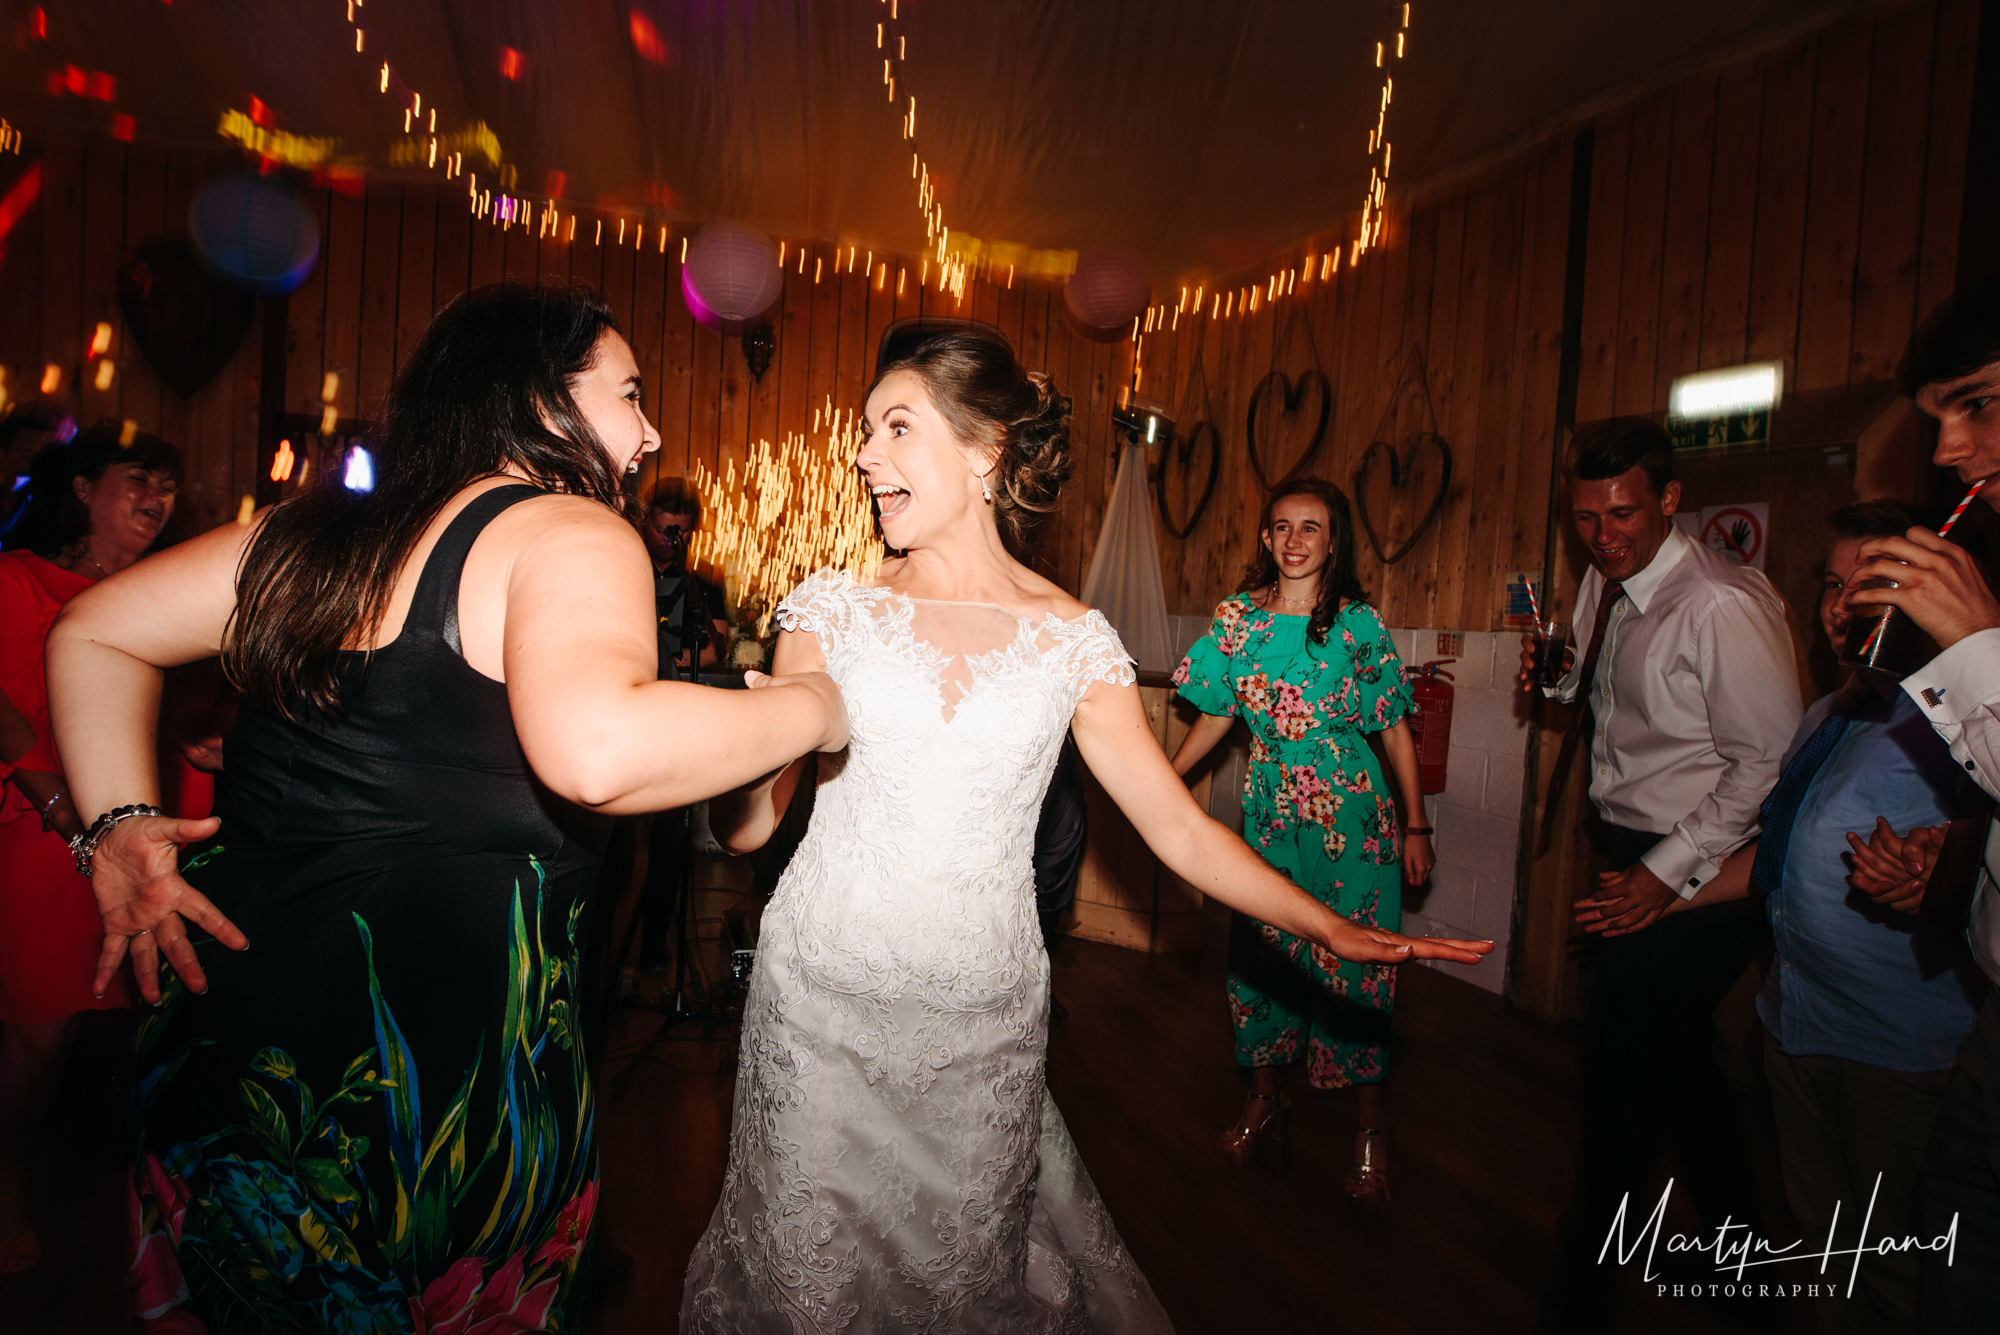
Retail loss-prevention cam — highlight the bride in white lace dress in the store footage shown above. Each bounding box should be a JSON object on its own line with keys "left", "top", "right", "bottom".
{"left": 680, "top": 330, "right": 1491, "bottom": 1333}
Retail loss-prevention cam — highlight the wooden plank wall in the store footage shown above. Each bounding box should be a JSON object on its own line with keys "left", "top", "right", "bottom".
{"left": 0, "top": 135, "right": 265, "bottom": 538}
{"left": 1130, "top": 0, "right": 1976, "bottom": 634}
{"left": 0, "top": 0, "right": 1975, "bottom": 639}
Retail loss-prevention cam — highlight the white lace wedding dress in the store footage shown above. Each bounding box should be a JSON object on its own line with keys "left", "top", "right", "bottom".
{"left": 681, "top": 571, "right": 1174, "bottom": 1334}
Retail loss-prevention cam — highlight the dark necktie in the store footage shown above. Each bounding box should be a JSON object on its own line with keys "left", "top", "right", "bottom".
{"left": 1538, "top": 580, "right": 1623, "bottom": 846}
{"left": 1749, "top": 696, "right": 1859, "bottom": 897}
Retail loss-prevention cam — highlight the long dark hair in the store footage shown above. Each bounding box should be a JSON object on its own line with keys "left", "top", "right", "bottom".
{"left": 1237, "top": 477, "right": 1368, "bottom": 644}
{"left": 227, "top": 281, "right": 626, "bottom": 717}
{"left": 2, "top": 420, "right": 183, "bottom": 559}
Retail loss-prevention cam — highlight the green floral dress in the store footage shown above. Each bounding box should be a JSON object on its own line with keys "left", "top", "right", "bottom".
{"left": 1173, "top": 595, "right": 1413, "bottom": 1088}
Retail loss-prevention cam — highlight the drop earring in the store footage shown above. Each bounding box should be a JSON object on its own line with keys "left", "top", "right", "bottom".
{"left": 981, "top": 475, "right": 993, "bottom": 503}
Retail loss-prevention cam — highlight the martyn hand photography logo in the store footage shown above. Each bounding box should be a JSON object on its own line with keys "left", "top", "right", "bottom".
{"left": 1599, "top": 1177, "right": 1958, "bottom": 1300}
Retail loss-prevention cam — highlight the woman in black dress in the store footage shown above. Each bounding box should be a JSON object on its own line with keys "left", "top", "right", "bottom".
{"left": 45, "top": 283, "right": 847, "bottom": 1332}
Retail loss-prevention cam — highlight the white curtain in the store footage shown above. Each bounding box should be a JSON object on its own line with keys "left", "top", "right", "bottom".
{"left": 1080, "top": 441, "right": 1174, "bottom": 674}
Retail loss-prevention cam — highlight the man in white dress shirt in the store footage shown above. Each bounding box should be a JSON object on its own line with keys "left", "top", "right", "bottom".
{"left": 1843, "top": 276, "right": 2000, "bottom": 1331}
{"left": 1532, "top": 418, "right": 1802, "bottom": 1331}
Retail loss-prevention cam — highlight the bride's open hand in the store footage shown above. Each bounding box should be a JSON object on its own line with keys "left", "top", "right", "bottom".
{"left": 745, "top": 668, "right": 850, "bottom": 753}
{"left": 1316, "top": 917, "right": 1493, "bottom": 966}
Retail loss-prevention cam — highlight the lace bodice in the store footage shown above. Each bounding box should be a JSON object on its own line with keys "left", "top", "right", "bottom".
{"left": 681, "top": 571, "right": 1168, "bottom": 1334}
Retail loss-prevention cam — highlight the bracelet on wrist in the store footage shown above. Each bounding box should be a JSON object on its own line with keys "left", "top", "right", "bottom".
{"left": 38, "top": 788, "right": 68, "bottom": 832}
{"left": 1403, "top": 826, "right": 1435, "bottom": 836}
{"left": 68, "top": 804, "right": 166, "bottom": 877}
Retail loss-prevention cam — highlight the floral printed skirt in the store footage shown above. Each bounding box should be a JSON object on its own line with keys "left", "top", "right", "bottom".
{"left": 1228, "top": 795, "right": 1401, "bottom": 1089}
{"left": 129, "top": 848, "right": 599, "bottom": 1334}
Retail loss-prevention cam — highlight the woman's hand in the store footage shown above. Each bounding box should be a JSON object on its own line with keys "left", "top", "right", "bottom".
{"left": 1317, "top": 914, "right": 1491, "bottom": 966}
{"left": 1401, "top": 831, "right": 1434, "bottom": 887}
{"left": 88, "top": 815, "right": 246, "bottom": 1003}
{"left": 1845, "top": 817, "right": 1943, "bottom": 914}
{"left": 744, "top": 668, "right": 849, "bottom": 753}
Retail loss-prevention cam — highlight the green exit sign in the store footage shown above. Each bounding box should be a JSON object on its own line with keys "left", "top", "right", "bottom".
{"left": 1669, "top": 410, "right": 1769, "bottom": 451}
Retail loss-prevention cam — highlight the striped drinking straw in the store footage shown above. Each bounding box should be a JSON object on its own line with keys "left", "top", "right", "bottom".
{"left": 1856, "top": 477, "right": 1989, "bottom": 659}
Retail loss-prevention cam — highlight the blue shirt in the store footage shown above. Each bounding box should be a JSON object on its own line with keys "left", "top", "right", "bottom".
{"left": 1756, "top": 685, "right": 1987, "bottom": 1070}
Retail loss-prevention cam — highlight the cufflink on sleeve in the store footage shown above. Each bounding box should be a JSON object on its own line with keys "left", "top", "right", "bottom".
{"left": 1923, "top": 686, "right": 1947, "bottom": 708}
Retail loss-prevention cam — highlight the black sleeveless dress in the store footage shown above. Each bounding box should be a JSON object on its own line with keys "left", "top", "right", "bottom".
{"left": 129, "top": 486, "right": 610, "bottom": 1334}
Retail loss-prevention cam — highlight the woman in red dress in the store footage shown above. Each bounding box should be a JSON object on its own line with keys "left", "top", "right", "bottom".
{"left": 0, "top": 422, "right": 182, "bottom": 1273}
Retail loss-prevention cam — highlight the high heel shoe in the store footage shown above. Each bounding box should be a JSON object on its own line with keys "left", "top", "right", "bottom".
{"left": 1344, "top": 1126, "right": 1392, "bottom": 1207}
{"left": 1219, "top": 1091, "right": 1290, "bottom": 1168}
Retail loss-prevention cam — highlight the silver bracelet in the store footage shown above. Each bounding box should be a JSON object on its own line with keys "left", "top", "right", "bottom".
{"left": 68, "top": 804, "right": 166, "bottom": 877}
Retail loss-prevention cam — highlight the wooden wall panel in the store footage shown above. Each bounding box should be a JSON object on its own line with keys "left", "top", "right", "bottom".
{"left": 1651, "top": 72, "right": 1719, "bottom": 410}
{"left": 0, "top": 0, "right": 1974, "bottom": 635}
{"left": 1795, "top": 10, "right": 1875, "bottom": 391}
{"left": 1745, "top": 39, "right": 1815, "bottom": 366}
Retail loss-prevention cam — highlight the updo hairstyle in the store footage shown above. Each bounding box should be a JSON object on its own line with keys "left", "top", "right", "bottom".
{"left": 872, "top": 328, "right": 1072, "bottom": 548}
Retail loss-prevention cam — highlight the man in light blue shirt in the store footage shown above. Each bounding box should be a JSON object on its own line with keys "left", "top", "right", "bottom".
{"left": 1754, "top": 501, "right": 1985, "bottom": 1335}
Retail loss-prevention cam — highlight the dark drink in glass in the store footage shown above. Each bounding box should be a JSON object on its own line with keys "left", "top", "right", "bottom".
{"left": 1839, "top": 576, "right": 1940, "bottom": 678}
{"left": 1532, "top": 621, "right": 1571, "bottom": 688}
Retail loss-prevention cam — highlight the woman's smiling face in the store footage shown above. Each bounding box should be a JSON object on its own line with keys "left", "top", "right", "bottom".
{"left": 857, "top": 369, "right": 992, "bottom": 551}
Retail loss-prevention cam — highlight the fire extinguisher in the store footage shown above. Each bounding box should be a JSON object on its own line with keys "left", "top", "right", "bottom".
{"left": 1407, "top": 660, "right": 1455, "bottom": 795}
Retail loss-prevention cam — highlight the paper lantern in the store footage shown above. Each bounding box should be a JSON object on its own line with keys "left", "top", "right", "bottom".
{"left": 681, "top": 222, "right": 782, "bottom": 332}
{"left": 1065, "top": 247, "right": 1149, "bottom": 330}
{"left": 188, "top": 176, "right": 320, "bottom": 295}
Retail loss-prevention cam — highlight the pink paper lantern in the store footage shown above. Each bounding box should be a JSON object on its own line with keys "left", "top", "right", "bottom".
{"left": 1064, "top": 247, "right": 1150, "bottom": 330}
{"left": 681, "top": 222, "right": 782, "bottom": 332}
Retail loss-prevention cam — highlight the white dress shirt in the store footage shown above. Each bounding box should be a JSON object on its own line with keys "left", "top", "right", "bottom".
{"left": 1554, "top": 526, "right": 1802, "bottom": 898}
{"left": 1902, "top": 628, "right": 2000, "bottom": 985}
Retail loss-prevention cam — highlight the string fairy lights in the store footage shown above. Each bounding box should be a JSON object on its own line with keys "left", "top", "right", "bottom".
{"left": 1354, "top": 2, "right": 1410, "bottom": 264}
{"left": 685, "top": 398, "right": 884, "bottom": 632}
{"left": 876, "top": 0, "right": 971, "bottom": 301}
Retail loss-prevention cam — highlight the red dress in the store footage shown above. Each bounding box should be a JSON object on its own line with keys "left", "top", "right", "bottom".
{"left": 0, "top": 550, "right": 135, "bottom": 1021}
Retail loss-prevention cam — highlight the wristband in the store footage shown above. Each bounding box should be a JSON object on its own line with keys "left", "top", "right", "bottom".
{"left": 1403, "top": 826, "right": 1434, "bottom": 836}
{"left": 68, "top": 804, "right": 166, "bottom": 877}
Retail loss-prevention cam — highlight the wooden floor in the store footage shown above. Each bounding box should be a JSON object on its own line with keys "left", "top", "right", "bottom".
{"left": 5, "top": 858, "right": 1805, "bottom": 1333}
{"left": 588, "top": 866, "right": 1805, "bottom": 1335}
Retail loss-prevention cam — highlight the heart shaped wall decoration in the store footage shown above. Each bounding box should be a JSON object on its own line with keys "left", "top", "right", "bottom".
{"left": 1244, "top": 304, "right": 1340, "bottom": 492}
{"left": 1245, "top": 369, "right": 1333, "bottom": 491}
{"left": 1157, "top": 420, "right": 1220, "bottom": 540}
{"left": 1151, "top": 348, "right": 1224, "bottom": 539}
{"left": 1352, "top": 347, "right": 1454, "bottom": 566}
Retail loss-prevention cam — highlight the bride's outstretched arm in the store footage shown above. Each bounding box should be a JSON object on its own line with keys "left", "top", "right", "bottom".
{"left": 1072, "top": 679, "right": 1492, "bottom": 966}
{"left": 711, "top": 627, "right": 828, "bottom": 854}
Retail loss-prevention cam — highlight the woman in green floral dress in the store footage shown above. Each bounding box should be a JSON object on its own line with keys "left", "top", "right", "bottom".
{"left": 1171, "top": 478, "right": 1433, "bottom": 1203}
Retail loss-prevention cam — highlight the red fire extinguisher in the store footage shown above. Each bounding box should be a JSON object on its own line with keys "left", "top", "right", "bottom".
{"left": 1407, "top": 660, "right": 1455, "bottom": 795}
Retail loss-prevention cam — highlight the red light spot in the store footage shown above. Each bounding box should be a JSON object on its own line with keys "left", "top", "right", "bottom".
{"left": 110, "top": 113, "right": 135, "bottom": 141}
{"left": 64, "top": 64, "right": 86, "bottom": 95}
{"left": 544, "top": 170, "right": 566, "bottom": 198}
{"left": 629, "top": 12, "right": 667, "bottom": 64}
{"left": 32, "top": 9, "right": 46, "bottom": 39}
{"left": 249, "top": 95, "right": 269, "bottom": 126}
{"left": 0, "top": 163, "right": 42, "bottom": 270}
{"left": 86, "top": 70, "right": 114, "bottom": 101}
{"left": 500, "top": 47, "right": 524, "bottom": 80}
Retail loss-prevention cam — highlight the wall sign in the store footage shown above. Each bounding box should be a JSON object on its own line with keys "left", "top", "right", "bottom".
{"left": 1698, "top": 503, "right": 1767, "bottom": 570}
{"left": 1669, "top": 410, "right": 1770, "bottom": 451}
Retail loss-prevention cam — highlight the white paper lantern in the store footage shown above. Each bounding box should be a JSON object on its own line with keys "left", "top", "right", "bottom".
{"left": 681, "top": 222, "right": 782, "bottom": 331}
{"left": 1064, "top": 247, "right": 1150, "bottom": 330}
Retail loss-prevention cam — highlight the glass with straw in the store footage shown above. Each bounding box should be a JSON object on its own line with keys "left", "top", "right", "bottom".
{"left": 1526, "top": 577, "right": 1570, "bottom": 689}
{"left": 1839, "top": 478, "right": 1989, "bottom": 677}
